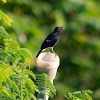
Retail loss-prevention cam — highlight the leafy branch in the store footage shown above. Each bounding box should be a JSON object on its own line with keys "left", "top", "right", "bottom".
{"left": 65, "top": 90, "right": 93, "bottom": 100}
{"left": 0, "top": 18, "right": 39, "bottom": 99}
{"left": 36, "top": 73, "right": 56, "bottom": 99}
{"left": 0, "top": 10, "right": 13, "bottom": 26}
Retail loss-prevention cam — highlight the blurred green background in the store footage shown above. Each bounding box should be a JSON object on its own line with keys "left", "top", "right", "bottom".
{"left": 1, "top": 0, "right": 100, "bottom": 100}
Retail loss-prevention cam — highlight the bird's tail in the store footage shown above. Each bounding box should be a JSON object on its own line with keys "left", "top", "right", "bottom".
{"left": 36, "top": 49, "right": 42, "bottom": 57}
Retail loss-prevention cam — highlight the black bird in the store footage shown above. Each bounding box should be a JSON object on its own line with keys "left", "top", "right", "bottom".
{"left": 36, "top": 26, "right": 64, "bottom": 57}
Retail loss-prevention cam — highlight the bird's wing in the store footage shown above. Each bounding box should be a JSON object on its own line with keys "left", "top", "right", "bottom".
{"left": 46, "top": 39, "right": 52, "bottom": 42}
{"left": 45, "top": 33, "right": 57, "bottom": 43}
{"left": 41, "top": 32, "right": 58, "bottom": 49}
{"left": 45, "top": 37, "right": 56, "bottom": 43}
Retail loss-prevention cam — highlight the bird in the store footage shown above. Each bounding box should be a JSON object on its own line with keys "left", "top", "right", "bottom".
{"left": 36, "top": 26, "right": 64, "bottom": 57}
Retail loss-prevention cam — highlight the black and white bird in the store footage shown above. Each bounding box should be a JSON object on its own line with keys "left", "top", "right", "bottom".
{"left": 36, "top": 26, "right": 64, "bottom": 57}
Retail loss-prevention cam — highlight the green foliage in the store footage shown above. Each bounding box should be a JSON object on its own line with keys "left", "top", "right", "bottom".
{"left": 0, "top": 35, "right": 39, "bottom": 99}
{"left": 0, "top": 10, "right": 13, "bottom": 26}
{"left": 4, "top": 39, "right": 20, "bottom": 51}
{"left": 0, "top": 26, "right": 9, "bottom": 38}
{"left": 36, "top": 73, "right": 56, "bottom": 99}
{"left": 0, "top": 7, "right": 39, "bottom": 99}
{"left": 65, "top": 90, "right": 93, "bottom": 100}
{"left": 1, "top": 0, "right": 6, "bottom": 3}
{"left": 0, "top": 61, "right": 13, "bottom": 82}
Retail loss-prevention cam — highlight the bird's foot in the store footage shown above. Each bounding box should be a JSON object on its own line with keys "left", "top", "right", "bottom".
{"left": 52, "top": 51, "right": 57, "bottom": 57}
{"left": 55, "top": 54, "right": 57, "bottom": 57}
{"left": 47, "top": 48, "right": 51, "bottom": 53}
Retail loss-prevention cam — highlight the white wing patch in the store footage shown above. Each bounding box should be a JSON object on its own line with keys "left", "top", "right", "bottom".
{"left": 46, "top": 39, "right": 52, "bottom": 42}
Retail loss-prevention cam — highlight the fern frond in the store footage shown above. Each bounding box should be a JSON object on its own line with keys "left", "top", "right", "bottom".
{"left": 36, "top": 73, "right": 56, "bottom": 99}
{"left": 1, "top": 0, "right": 6, "bottom": 3}
{"left": 30, "top": 94, "right": 37, "bottom": 100}
{"left": 24, "top": 69, "right": 36, "bottom": 80}
{"left": 0, "top": 61, "right": 13, "bottom": 82}
{"left": 13, "top": 48, "right": 32, "bottom": 68}
{"left": 17, "top": 48, "right": 32, "bottom": 59}
{"left": 0, "top": 27, "right": 38, "bottom": 99}
{"left": 25, "top": 78, "right": 37, "bottom": 94}
{"left": 10, "top": 48, "right": 32, "bottom": 60}
{"left": 0, "top": 26, "right": 9, "bottom": 39}
{"left": 20, "top": 77, "right": 38, "bottom": 100}
{"left": 5, "top": 77, "right": 19, "bottom": 100}
{"left": 7, "top": 78, "right": 19, "bottom": 92}
{"left": 1, "top": 88, "right": 12, "bottom": 99}
{"left": 17, "top": 62, "right": 25, "bottom": 68}
{"left": 0, "top": 48, "right": 5, "bottom": 60}
{"left": 4, "top": 39, "right": 32, "bottom": 68}
{"left": 4, "top": 39, "right": 20, "bottom": 51}
{"left": 0, "top": 10, "right": 13, "bottom": 26}
{"left": 65, "top": 90, "right": 93, "bottom": 100}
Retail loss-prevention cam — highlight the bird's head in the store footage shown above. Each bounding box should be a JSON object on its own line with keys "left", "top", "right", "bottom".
{"left": 54, "top": 26, "right": 65, "bottom": 32}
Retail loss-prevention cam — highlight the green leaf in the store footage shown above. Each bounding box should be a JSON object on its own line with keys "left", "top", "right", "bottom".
{"left": 1, "top": 0, "right": 6, "bottom": 3}
{"left": 0, "top": 10, "right": 13, "bottom": 26}
{"left": 19, "top": 76, "right": 38, "bottom": 100}
{"left": 7, "top": 78, "right": 19, "bottom": 92}
{"left": 0, "top": 61, "right": 13, "bottom": 82}
{"left": 85, "top": 90, "right": 93, "bottom": 94}
{"left": 65, "top": 90, "right": 93, "bottom": 100}
{"left": 26, "top": 58, "right": 32, "bottom": 69}
{"left": 4, "top": 39, "right": 20, "bottom": 51}
{"left": 0, "top": 26, "right": 9, "bottom": 38}
{"left": 24, "top": 69, "right": 36, "bottom": 80}
{"left": 2, "top": 88, "right": 12, "bottom": 99}
{"left": 36, "top": 73, "right": 56, "bottom": 99}
{"left": 25, "top": 78, "right": 39, "bottom": 93}
{"left": 25, "top": 81, "right": 35, "bottom": 94}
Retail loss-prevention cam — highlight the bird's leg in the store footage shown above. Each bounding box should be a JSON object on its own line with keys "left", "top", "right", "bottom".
{"left": 47, "top": 48, "right": 50, "bottom": 53}
{"left": 51, "top": 47, "right": 57, "bottom": 56}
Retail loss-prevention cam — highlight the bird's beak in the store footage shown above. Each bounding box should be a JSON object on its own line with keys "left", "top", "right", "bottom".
{"left": 63, "top": 28, "right": 65, "bottom": 29}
